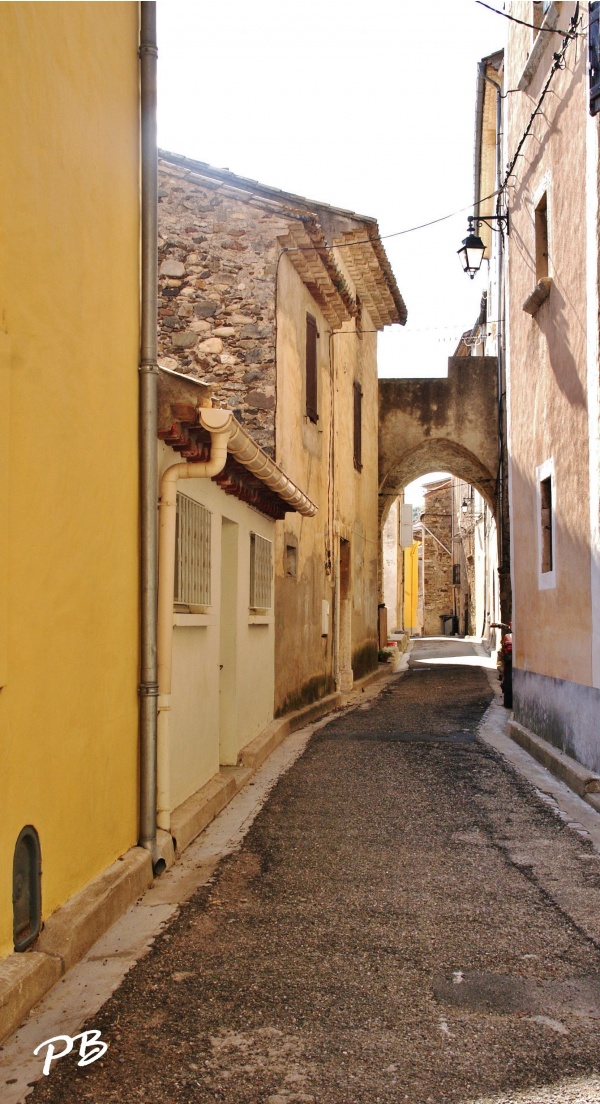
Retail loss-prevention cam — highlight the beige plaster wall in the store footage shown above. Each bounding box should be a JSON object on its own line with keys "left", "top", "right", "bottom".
{"left": 274, "top": 256, "right": 379, "bottom": 710}
{"left": 274, "top": 256, "right": 335, "bottom": 711}
{"left": 506, "top": 6, "right": 592, "bottom": 682}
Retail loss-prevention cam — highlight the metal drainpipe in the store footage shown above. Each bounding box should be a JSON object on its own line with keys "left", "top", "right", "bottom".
{"left": 477, "top": 61, "right": 510, "bottom": 627}
{"left": 487, "top": 69, "right": 511, "bottom": 626}
{"left": 138, "top": 1, "right": 165, "bottom": 875}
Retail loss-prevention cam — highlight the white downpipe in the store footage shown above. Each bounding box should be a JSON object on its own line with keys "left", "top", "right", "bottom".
{"left": 156, "top": 409, "right": 232, "bottom": 829}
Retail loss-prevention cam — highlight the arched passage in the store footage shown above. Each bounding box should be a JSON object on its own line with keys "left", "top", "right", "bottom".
{"left": 379, "top": 438, "right": 497, "bottom": 529}
{"left": 378, "top": 356, "right": 510, "bottom": 632}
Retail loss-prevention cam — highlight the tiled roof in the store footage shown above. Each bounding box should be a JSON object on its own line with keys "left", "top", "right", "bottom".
{"left": 157, "top": 368, "right": 316, "bottom": 520}
{"left": 158, "top": 151, "right": 407, "bottom": 330}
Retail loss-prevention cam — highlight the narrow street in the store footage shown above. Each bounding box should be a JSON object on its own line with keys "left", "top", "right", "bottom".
{"left": 15, "top": 641, "right": 600, "bottom": 1103}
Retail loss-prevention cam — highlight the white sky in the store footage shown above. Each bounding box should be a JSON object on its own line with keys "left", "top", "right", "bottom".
{"left": 156, "top": 0, "right": 504, "bottom": 379}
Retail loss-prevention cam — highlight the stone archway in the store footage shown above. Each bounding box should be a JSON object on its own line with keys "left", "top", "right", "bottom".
{"left": 379, "top": 356, "right": 510, "bottom": 624}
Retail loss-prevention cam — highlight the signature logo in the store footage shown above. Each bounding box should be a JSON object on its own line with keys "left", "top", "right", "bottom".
{"left": 33, "top": 1030, "right": 108, "bottom": 1076}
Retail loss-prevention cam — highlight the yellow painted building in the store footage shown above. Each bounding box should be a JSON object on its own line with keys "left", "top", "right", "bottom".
{"left": 0, "top": 3, "right": 141, "bottom": 958}
{"left": 403, "top": 542, "right": 419, "bottom": 636}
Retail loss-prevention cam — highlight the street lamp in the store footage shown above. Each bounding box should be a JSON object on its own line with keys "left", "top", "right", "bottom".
{"left": 458, "top": 213, "right": 509, "bottom": 278}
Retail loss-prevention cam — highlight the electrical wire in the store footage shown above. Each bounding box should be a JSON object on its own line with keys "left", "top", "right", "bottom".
{"left": 278, "top": 189, "right": 501, "bottom": 258}
{"left": 501, "top": 4, "right": 581, "bottom": 193}
{"left": 475, "top": 0, "right": 580, "bottom": 36}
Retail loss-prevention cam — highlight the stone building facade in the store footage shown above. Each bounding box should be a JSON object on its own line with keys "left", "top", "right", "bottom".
{"left": 157, "top": 152, "right": 407, "bottom": 714}
{"left": 418, "top": 479, "right": 453, "bottom": 636}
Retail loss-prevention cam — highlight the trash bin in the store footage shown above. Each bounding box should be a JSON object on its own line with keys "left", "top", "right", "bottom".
{"left": 440, "top": 614, "right": 454, "bottom": 636}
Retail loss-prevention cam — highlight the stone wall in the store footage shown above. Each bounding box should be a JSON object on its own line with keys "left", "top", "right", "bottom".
{"left": 157, "top": 164, "right": 290, "bottom": 455}
{"left": 420, "top": 481, "right": 453, "bottom": 636}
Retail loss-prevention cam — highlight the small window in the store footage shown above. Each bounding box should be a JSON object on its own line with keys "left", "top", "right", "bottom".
{"left": 536, "top": 459, "right": 556, "bottom": 589}
{"left": 250, "top": 532, "right": 273, "bottom": 609}
{"left": 453, "top": 563, "right": 461, "bottom": 586}
{"left": 540, "top": 476, "right": 553, "bottom": 573}
{"left": 535, "top": 192, "right": 549, "bottom": 281}
{"left": 285, "top": 544, "right": 297, "bottom": 577}
{"left": 305, "top": 313, "right": 318, "bottom": 423}
{"left": 353, "top": 381, "right": 362, "bottom": 472}
{"left": 174, "top": 492, "right": 211, "bottom": 609}
{"left": 533, "top": 1, "right": 551, "bottom": 31}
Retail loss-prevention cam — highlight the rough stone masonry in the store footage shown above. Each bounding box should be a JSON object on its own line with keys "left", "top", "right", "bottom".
{"left": 157, "top": 159, "right": 293, "bottom": 455}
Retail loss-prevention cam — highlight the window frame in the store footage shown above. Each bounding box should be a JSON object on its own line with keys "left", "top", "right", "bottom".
{"left": 536, "top": 458, "right": 556, "bottom": 590}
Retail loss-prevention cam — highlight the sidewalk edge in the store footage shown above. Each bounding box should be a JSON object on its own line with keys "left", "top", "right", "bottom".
{"left": 0, "top": 665, "right": 396, "bottom": 1044}
{"left": 507, "top": 718, "right": 600, "bottom": 811}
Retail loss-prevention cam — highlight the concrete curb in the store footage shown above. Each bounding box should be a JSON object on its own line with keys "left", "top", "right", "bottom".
{"left": 0, "top": 848, "right": 153, "bottom": 1043}
{"left": 0, "top": 664, "right": 395, "bottom": 1045}
{"left": 507, "top": 718, "right": 600, "bottom": 814}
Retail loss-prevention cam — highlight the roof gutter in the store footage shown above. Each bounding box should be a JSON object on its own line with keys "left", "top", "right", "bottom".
{"left": 226, "top": 418, "right": 317, "bottom": 517}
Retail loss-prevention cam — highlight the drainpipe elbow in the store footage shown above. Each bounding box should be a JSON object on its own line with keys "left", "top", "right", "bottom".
{"left": 140, "top": 837, "right": 167, "bottom": 876}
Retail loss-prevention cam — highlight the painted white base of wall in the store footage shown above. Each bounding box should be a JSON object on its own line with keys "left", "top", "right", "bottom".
{"left": 514, "top": 667, "right": 600, "bottom": 774}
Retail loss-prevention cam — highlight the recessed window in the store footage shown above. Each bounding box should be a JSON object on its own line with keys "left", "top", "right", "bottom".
{"left": 535, "top": 192, "right": 549, "bottom": 281}
{"left": 174, "top": 492, "right": 211, "bottom": 609}
{"left": 453, "top": 563, "right": 461, "bottom": 586}
{"left": 532, "top": 1, "right": 550, "bottom": 31}
{"left": 353, "top": 381, "right": 363, "bottom": 472}
{"left": 540, "top": 476, "right": 553, "bottom": 573}
{"left": 285, "top": 544, "right": 297, "bottom": 577}
{"left": 305, "top": 313, "right": 318, "bottom": 423}
{"left": 536, "top": 459, "right": 556, "bottom": 589}
{"left": 250, "top": 532, "right": 273, "bottom": 609}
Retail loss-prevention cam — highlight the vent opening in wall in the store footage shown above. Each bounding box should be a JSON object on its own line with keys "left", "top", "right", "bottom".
{"left": 13, "top": 825, "right": 42, "bottom": 951}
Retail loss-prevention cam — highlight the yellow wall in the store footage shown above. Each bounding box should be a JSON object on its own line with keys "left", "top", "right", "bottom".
{"left": 0, "top": 3, "right": 140, "bottom": 957}
{"left": 403, "top": 543, "right": 419, "bottom": 634}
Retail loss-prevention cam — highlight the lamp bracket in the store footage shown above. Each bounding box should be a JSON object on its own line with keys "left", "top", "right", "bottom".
{"left": 468, "top": 212, "right": 509, "bottom": 235}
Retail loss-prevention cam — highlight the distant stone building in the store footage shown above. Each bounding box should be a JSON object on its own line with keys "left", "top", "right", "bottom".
{"left": 156, "top": 152, "right": 407, "bottom": 713}
{"left": 417, "top": 479, "right": 453, "bottom": 636}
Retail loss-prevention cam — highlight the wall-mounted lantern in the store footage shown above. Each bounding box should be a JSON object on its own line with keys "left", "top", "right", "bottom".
{"left": 458, "top": 213, "right": 509, "bottom": 278}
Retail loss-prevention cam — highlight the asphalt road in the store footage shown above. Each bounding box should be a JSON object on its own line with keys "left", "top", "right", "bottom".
{"left": 24, "top": 640, "right": 600, "bottom": 1104}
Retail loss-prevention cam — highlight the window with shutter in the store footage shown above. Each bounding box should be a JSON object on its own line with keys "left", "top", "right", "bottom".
{"left": 305, "top": 313, "right": 318, "bottom": 423}
{"left": 250, "top": 533, "right": 273, "bottom": 610}
{"left": 174, "top": 492, "right": 211, "bottom": 609}
{"left": 353, "top": 381, "right": 362, "bottom": 472}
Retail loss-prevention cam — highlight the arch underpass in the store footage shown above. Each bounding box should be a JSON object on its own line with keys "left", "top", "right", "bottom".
{"left": 379, "top": 355, "right": 511, "bottom": 624}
